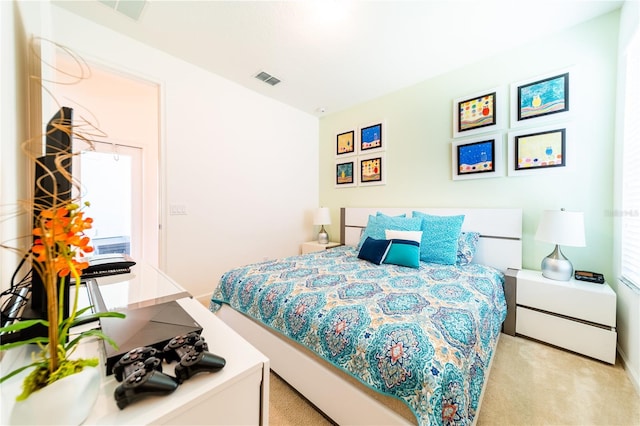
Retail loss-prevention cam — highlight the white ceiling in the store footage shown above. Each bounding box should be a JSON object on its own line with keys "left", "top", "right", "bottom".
{"left": 53, "top": 0, "right": 622, "bottom": 116}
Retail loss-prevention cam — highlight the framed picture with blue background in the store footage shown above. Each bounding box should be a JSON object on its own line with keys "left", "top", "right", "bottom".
{"left": 451, "top": 133, "right": 504, "bottom": 180}
{"left": 511, "top": 68, "right": 572, "bottom": 127}
{"left": 359, "top": 121, "right": 385, "bottom": 154}
{"left": 335, "top": 159, "right": 356, "bottom": 188}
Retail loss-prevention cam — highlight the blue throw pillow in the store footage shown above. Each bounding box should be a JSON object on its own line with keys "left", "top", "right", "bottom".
{"left": 376, "top": 212, "right": 406, "bottom": 217}
{"left": 412, "top": 212, "right": 464, "bottom": 265}
{"left": 358, "top": 215, "right": 422, "bottom": 249}
{"left": 357, "top": 237, "right": 392, "bottom": 265}
{"left": 457, "top": 232, "right": 480, "bottom": 265}
{"left": 383, "top": 239, "right": 421, "bottom": 268}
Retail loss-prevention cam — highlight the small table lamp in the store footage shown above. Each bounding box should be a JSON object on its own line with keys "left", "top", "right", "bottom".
{"left": 535, "top": 208, "right": 586, "bottom": 281}
{"left": 314, "top": 207, "right": 331, "bottom": 244}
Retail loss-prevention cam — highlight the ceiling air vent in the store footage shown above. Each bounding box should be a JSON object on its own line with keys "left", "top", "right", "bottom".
{"left": 254, "top": 71, "right": 281, "bottom": 86}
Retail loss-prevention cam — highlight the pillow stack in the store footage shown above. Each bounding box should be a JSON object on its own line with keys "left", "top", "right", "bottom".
{"left": 357, "top": 211, "right": 479, "bottom": 267}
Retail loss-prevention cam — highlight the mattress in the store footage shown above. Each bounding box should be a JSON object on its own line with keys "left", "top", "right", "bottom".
{"left": 210, "top": 246, "right": 506, "bottom": 425}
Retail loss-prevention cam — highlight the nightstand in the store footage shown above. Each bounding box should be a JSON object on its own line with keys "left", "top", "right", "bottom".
{"left": 509, "top": 269, "right": 617, "bottom": 364}
{"left": 301, "top": 241, "right": 341, "bottom": 254}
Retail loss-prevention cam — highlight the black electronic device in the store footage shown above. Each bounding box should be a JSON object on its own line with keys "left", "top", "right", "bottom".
{"left": 112, "top": 346, "right": 163, "bottom": 382}
{"left": 1, "top": 107, "right": 75, "bottom": 345}
{"left": 101, "top": 301, "right": 203, "bottom": 375}
{"left": 113, "top": 359, "right": 178, "bottom": 409}
{"left": 575, "top": 270, "right": 605, "bottom": 284}
{"left": 163, "top": 331, "right": 225, "bottom": 383}
{"left": 81, "top": 254, "right": 136, "bottom": 278}
{"left": 173, "top": 346, "right": 226, "bottom": 383}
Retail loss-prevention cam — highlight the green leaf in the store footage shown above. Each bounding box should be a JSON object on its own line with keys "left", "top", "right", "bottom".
{"left": 0, "top": 337, "right": 49, "bottom": 352}
{"left": 0, "top": 319, "right": 49, "bottom": 333}
{"left": 65, "top": 329, "right": 120, "bottom": 351}
{"left": 0, "top": 361, "right": 43, "bottom": 384}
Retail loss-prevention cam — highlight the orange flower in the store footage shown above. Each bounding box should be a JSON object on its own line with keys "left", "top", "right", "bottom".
{"left": 31, "top": 203, "right": 94, "bottom": 277}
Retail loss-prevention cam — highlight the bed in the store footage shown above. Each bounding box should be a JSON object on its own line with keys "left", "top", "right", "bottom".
{"left": 209, "top": 207, "right": 522, "bottom": 425}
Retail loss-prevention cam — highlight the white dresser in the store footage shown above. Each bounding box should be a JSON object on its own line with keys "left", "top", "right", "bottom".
{"left": 513, "top": 269, "right": 617, "bottom": 364}
{"left": 1, "top": 264, "right": 270, "bottom": 425}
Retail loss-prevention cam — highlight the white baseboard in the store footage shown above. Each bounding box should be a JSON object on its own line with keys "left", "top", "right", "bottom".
{"left": 617, "top": 344, "right": 640, "bottom": 396}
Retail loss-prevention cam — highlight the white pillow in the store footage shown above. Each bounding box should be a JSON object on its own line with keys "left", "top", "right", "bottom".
{"left": 385, "top": 229, "right": 423, "bottom": 243}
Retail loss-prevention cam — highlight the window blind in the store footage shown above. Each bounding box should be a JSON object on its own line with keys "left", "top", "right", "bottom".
{"left": 621, "top": 30, "right": 640, "bottom": 291}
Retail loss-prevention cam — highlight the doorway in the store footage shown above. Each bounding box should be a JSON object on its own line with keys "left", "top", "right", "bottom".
{"left": 51, "top": 53, "right": 161, "bottom": 267}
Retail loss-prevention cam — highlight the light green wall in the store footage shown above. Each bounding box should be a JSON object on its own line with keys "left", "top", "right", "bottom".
{"left": 319, "top": 11, "right": 620, "bottom": 280}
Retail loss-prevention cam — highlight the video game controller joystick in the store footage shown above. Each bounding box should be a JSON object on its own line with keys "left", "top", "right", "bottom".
{"left": 173, "top": 345, "right": 226, "bottom": 383}
{"left": 162, "top": 331, "right": 207, "bottom": 362}
{"left": 113, "top": 367, "right": 178, "bottom": 409}
{"left": 163, "top": 331, "right": 225, "bottom": 383}
{"left": 112, "top": 346, "right": 162, "bottom": 380}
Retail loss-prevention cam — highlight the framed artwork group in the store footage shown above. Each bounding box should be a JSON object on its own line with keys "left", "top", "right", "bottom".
{"left": 451, "top": 67, "right": 572, "bottom": 180}
{"left": 335, "top": 121, "right": 386, "bottom": 187}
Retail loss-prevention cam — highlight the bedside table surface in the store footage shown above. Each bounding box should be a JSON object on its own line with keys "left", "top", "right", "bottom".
{"left": 518, "top": 269, "right": 615, "bottom": 295}
{"left": 301, "top": 241, "right": 341, "bottom": 254}
{"left": 516, "top": 269, "right": 616, "bottom": 326}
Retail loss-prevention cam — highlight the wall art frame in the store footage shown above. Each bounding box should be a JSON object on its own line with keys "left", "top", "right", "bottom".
{"left": 451, "top": 133, "right": 504, "bottom": 180}
{"left": 452, "top": 87, "right": 505, "bottom": 138}
{"left": 358, "top": 153, "right": 386, "bottom": 186}
{"left": 336, "top": 130, "right": 356, "bottom": 157}
{"left": 335, "top": 159, "right": 357, "bottom": 188}
{"left": 510, "top": 68, "right": 572, "bottom": 127}
{"left": 508, "top": 124, "right": 571, "bottom": 176}
{"left": 359, "top": 121, "right": 385, "bottom": 154}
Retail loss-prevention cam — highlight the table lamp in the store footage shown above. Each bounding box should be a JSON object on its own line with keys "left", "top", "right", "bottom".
{"left": 314, "top": 207, "right": 331, "bottom": 244}
{"left": 535, "top": 208, "right": 586, "bottom": 281}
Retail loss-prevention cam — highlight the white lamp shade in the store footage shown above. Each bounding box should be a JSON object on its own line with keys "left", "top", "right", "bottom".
{"left": 535, "top": 210, "right": 586, "bottom": 247}
{"left": 314, "top": 207, "right": 331, "bottom": 226}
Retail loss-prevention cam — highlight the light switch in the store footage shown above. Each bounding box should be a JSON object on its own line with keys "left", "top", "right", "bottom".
{"left": 170, "top": 204, "right": 187, "bottom": 215}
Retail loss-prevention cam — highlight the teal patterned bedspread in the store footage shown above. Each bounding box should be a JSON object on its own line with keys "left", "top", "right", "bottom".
{"left": 210, "top": 246, "right": 506, "bottom": 425}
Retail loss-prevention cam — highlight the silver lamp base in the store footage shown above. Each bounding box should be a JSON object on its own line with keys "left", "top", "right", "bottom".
{"left": 318, "top": 225, "right": 329, "bottom": 244}
{"left": 541, "top": 245, "right": 573, "bottom": 281}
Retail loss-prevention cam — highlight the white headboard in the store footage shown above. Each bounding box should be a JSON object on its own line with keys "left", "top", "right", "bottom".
{"left": 340, "top": 207, "right": 522, "bottom": 272}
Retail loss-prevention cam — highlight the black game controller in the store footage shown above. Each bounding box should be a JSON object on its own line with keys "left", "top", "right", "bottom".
{"left": 113, "top": 365, "right": 178, "bottom": 410}
{"left": 112, "top": 346, "right": 162, "bottom": 381}
{"left": 162, "top": 331, "right": 208, "bottom": 363}
{"left": 163, "top": 332, "right": 225, "bottom": 383}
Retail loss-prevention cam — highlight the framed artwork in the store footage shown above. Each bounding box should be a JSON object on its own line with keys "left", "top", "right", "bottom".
{"left": 335, "top": 160, "right": 356, "bottom": 188}
{"left": 511, "top": 69, "right": 571, "bottom": 126}
{"left": 336, "top": 130, "right": 355, "bottom": 156}
{"left": 359, "top": 153, "right": 385, "bottom": 186}
{"left": 359, "top": 121, "right": 385, "bottom": 153}
{"left": 452, "top": 87, "right": 504, "bottom": 138}
{"left": 451, "top": 133, "right": 504, "bottom": 180}
{"left": 508, "top": 125, "right": 570, "bottom": 176}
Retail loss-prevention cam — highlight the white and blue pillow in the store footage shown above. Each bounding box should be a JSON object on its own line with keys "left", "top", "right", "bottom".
{"left": 357, "top": 215, "right": 422, "bottom": 249}
{"left": 383, "top": 230, "right": 422, "bottom": 268}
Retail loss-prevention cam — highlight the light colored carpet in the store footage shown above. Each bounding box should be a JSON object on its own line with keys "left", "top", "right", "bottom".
{"left": 269, "top": 334, "right": 640, "bottom": 425}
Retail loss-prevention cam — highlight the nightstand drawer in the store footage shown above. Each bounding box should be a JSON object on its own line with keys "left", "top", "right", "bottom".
{"left": 516, "top": 306, "right": 617, "bottom": 364}
{"left": 517, "top": 270, "right": 616, "bottom": 327}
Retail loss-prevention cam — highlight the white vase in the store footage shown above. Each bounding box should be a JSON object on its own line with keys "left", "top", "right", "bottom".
{"left": 10, "top": 366, "right": 100, "bottom": 425}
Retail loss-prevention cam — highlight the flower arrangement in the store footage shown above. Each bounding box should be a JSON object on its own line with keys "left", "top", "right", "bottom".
{"left": 0, "top": 199, "right": 125, "bottom": 400}
{"left": 0, "top": 116, "right": 125, "bottom": 401}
